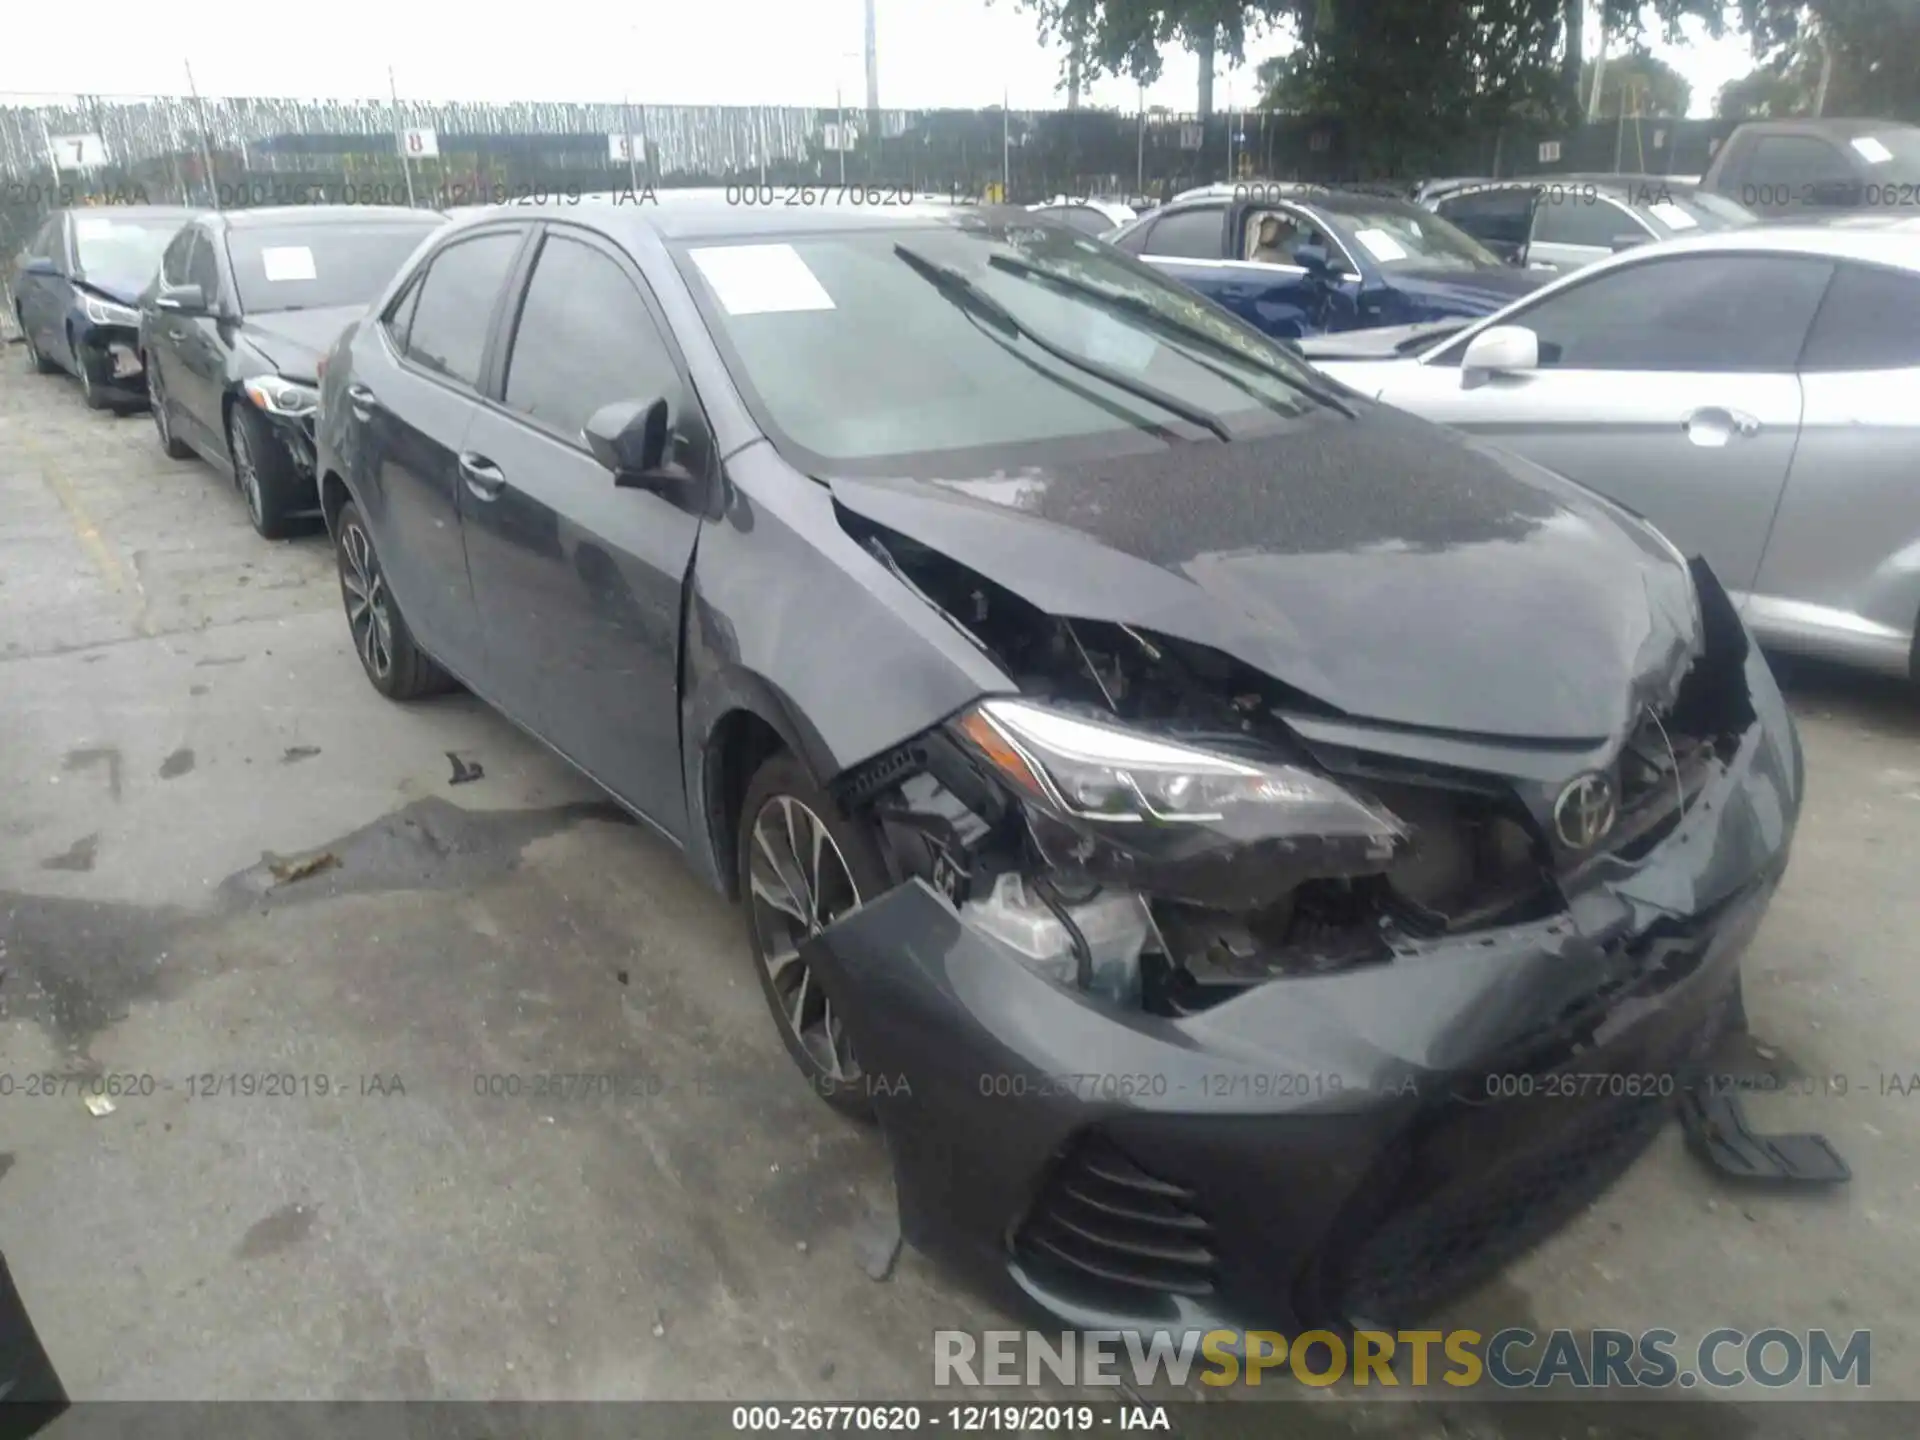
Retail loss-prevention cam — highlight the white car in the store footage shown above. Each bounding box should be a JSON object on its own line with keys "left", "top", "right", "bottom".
{"left": 1028, "top": 197, "right": 1138, "bottom": 236}
{"left": 1303, "top": 220, "right": 1920, "bottom": 682}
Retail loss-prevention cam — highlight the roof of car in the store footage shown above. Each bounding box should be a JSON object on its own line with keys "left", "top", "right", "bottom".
{"left": 210, "top": 205, "right": 444, "bottom": 229}
{"left": 1579, "top": 219, "right": 1920, "bottom": 269}
{"left": 1424, "top": 173, "right": 1707, "bottom": 202}
{"left": 59, "top": 205, "right": 200, "bottom": 222}
{"left": 1727, "top": 117, "right": 1920, "bottom": 138}
{"left": 438, "top": 187, "right": 994, "bottom": 242}
{"left": 1171, "top": 181, "right": 1416, "bottom": 207}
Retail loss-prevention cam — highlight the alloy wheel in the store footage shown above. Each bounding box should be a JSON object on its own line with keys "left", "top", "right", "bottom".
{"left": 79, "top": 359, "right": 95, "bottom": 404}
{"left": 339, "top": 520, "right": 394, "bottom": 680}
{"left": 231, "top": 420, "right": 263, "bottom": 525}
{"left": 746, "top": 795, "right": 863, "bottom": 1083}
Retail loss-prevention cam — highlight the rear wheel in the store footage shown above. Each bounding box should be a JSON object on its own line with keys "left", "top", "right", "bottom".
{"left": 228, "top": 403, "right": 302, "bottom": 539}
{"left": 332, "top": 499, "right": 455, "bottom": 701}
{"left": 20, "top": 317, "right": 57, "bottom": 374}
{"left": 737, "top": 753, "right": 889, "bottom": 1122}
{"left": 148, "top": 363, "right": 193, "bottom": 459}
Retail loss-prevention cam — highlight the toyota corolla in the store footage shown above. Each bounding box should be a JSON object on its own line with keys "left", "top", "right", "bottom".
{"left": 314, "top": 195, "right": 1802, "bottom": 1337}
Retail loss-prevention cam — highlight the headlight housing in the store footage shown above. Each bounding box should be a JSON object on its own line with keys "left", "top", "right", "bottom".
{"left": 951, "top": 697, "right": 1407, "bottom": 909}
{"left": 82, "top": 295, "right": 141, "bottom": 327}
{"left": 243, "top": 375, "right": 320, "bottom": 418}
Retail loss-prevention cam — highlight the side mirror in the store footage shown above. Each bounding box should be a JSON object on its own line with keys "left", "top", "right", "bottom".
{"left": 586, "top": 397, "right": 679, "bottom": 491}
{"left": 1292, "top": 241, "right": 1333, "bottom": 275}
{"left": 155, "top": 283, "right": 206, "bottom": 313}
{"left": 1460, "top": 325, "right": 1538, "bottom": 388}
{"left": 23, "top": 255, "right": 61, "bottom": 277}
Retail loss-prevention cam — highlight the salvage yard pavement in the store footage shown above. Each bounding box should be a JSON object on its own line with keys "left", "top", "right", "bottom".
{"left": 2, "top": 354, "right": 1919, "bottom": 1436}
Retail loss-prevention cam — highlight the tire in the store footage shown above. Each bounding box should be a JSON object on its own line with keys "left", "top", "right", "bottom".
{"left": 148, "top": 361, "right": 194, "bottom": 459}
{"left": 21, "top": 317, "right": 58, "bottom": 374}
{"left": 75, "top": 336, "right": 111, "bottom": 411}
{"left": 228, "top": 401, "right": 303, "bottom": 539}
{"left": 736, "top": 751, "right": 890, "bottom": 1122}
{"left": 332, "top": 499, "right": 455, "bottom": 701}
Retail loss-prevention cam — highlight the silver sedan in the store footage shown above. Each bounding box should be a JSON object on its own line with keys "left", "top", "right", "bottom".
{"left": 1305, "top": 221, "right": 1920, "bottom": 684}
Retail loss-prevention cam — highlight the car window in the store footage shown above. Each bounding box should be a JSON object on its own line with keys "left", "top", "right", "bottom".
{"left": 1798, "top": 263, "right": 1920, "bottom": 371}
{"left": 1245, "top": 206, "right": 1337, "bottom": 265}
{"left": 160, "top": 227, "right": 197, "bottom": 287}
{"left": 403, "top": 231, "right": 523, "bottom": 388}
{"left": 1109, "top": 221, "right": 1149, "bottom": 255}
{"left": 30, "top": 217, "right": 61, "bottom": 261}
{"left": 1036, "top": 206, "right": 1116, "bottom": 237}
{"left": 1533, "top": 195, "right": 1647, "bottom": 249}
{"left": 1139, "top": 205, "right": 1226, "bottom": 259}
{"left": 503, "top": 233, "right": 678, "bottom": 442}
{"left": 383, "top": 273, "right": 423, "bottom": 351}
{"left": 1317, "top": 199, "right": 1503, "bottom": 271}
{"left": 186, "top": 232, "right": 221, "bottom": 299}
{"left": 72, "top": 215, "right": 185, "bottom": 288}
{"left": 1749, "top": 135, "right": 1853, "bottom": 187}
{"left": 1435, "top": 189, "right": 1533, "bottom": 250}
{"left": 1442, "top": 254, "right": 1835, "bottom": 371}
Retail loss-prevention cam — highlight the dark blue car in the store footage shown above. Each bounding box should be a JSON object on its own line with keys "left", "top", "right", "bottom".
{"left": 1103, "top": 182, "right": 1552, "bottom": 339}
{"left": 9, "top": 206, "right": 197, "bottom": 409}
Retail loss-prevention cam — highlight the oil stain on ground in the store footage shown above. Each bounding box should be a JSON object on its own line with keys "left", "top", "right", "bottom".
{"left": 40, "top": 833, "right": 98, "bottom": 871}
{"left": 159, "top": 747, "right": 196, "bottom": 779}
{"left": 62, "top": 745, "right": 123, "bottom": 801}
{"left": 237, "top": 1201, "right": 318, "bottom": 1259}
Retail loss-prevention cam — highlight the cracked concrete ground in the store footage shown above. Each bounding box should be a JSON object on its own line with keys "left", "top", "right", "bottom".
{"left": 2, "top": 352, "right": 1916, "bottom": 1438}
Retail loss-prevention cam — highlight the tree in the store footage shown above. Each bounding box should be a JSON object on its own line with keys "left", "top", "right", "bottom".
{"left": 1715, "top": 64, "right": 1808, "bottom": 118}
{"left": 1581, "top": 49, "right": 1693, "bottom": 117}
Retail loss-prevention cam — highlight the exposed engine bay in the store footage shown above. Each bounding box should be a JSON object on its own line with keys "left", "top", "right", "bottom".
{"left": 834, "top": 510, "right": 1756, "bottom": 1019}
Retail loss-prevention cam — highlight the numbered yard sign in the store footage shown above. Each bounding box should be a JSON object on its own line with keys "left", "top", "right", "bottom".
{"left": 50, "top": 134, "right": 109, "bottom": 170}
{"left": 401, "top": 127, "right": 440, "bottom": 159}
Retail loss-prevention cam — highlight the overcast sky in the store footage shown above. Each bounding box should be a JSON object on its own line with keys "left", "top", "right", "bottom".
{"left": 1, "top": 0, "right": 1760, "bottom": 118}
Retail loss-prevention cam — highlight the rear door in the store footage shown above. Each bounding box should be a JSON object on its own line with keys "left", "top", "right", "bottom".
{"left": 168, "top": 228, "right": 233, "bottom": 451}
{"left": 1378, "top": 252, "right": 1833, "bottom": 597}
{"left": 1431, "top": 185, "right": 1534, "bottom": 264}
{"left": 347, "top": 224, "right": 527, "bottom": 684}
{"left": 1526, "top": 193, "right": 1652, "bottom": 273}
{"left": 1753, "top": 261, "right": 1920, "bottom": 668}
{"left": 458, "top": 223, "right": 706, "bottom": 837}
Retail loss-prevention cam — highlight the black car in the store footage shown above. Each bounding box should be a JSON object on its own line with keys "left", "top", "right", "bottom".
{"left": 139, "top": 205, "right": 446, "bottom": 538}
{"left": 9, "top": 205, "right": 196, "bottom": 409}
{"left": 315, "top": 194, "right": 1801, "bottom": 1335}
{"left": 1417, "top": 174, "right": 1757, "bottom": 273}
{"left": 1699, "top": 118, "right": 1920, "bottom": 216}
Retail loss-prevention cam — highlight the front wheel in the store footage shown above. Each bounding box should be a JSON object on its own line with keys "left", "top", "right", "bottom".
{"left": 332, "top": 499, "right": 455, "bottom": 701}
{"left": 76, "top": 340, "right": 111, "bottom": 411}
{"left": 228, "top": 403, "right": 303, "bottom": 539}
{"left": 737, "top": 753, "right": 890, "bottom": 1122}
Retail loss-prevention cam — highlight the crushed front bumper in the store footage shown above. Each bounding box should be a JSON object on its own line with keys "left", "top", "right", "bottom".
{"left": 801, "top": 634, "right": 1800, "bottom": 1336}
{"left": 73, "top": 321, "right": 149, "bottom": 404}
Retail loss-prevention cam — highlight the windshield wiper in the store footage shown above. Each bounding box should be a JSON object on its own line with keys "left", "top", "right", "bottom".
{"left": 985, "top": 253, "right": 1357, "bottom": 418}
{"left": 892, "top": 244, "right": 1233, "bottom": 442}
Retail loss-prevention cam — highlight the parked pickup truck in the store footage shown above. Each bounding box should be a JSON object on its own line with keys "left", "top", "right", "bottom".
{"left": 1699, "top": 119, "right": 1920, "bottom": 217}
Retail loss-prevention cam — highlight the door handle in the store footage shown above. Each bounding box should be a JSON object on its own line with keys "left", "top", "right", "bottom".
{"left": 458, "top": 452, "right": 506, "bottom": 500}
{"left": 346, "top": 383, "right": 379, "bottom": 420}
{"left": 1683, "top": 407, "right": 1763, "bottom": 448}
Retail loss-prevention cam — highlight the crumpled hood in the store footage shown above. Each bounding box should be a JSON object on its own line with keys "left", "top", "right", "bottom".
{"left": 1390, "top": 264, "right": 1550, "bottom": 316}
{"left": 73, "top": 275, "right": 145, "bottom": 309}
{"left": 241, "top": 304, "right": 365, "bottom": 383}
{"left": 826, "top": 404, "right": 1701, "bottom": 743}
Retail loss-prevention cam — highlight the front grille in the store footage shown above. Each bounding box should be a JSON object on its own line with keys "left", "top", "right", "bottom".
{"left": 1323, "top": 984, "right": 1733, "bottom": 1326}
{"left": 1012, "top": 1132, "right": 1216, "bottom": 1304}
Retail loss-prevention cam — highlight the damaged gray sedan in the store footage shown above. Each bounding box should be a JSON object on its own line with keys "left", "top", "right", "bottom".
{"left": 314, "top": 194, "right": 1804, "bottom": 1336}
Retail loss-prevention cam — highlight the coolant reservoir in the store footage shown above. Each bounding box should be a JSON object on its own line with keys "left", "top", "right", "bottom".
{"left": 959, "top": 872, "right": 1149, "bottom": 1006}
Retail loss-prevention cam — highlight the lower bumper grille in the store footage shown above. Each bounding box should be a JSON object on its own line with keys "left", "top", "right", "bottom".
{"left": 1327, "top": 983, "right": 1735, "bottom": 1326}
{"left": 1013, "top": 1132, "right": 1217, "bottom": 1303}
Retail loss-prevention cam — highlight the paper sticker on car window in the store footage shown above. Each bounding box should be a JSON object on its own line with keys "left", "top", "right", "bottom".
{"left": 689, "top": 244, "right": 835, "bottom": 315}
{"left": 1852, "top": 136, "right": 1893, "bottom": 164}
{"left": 1352, "top": 227, "right": 1409, "bottom": 262}
{"left": 1647, "top": 202, "right": 1698, "bottom": 230}
{"left": 261, "top": 246, "right": 317, "bottom": 282}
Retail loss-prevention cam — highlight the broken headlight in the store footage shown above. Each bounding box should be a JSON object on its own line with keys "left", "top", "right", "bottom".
{"left": 952, "top": 698, "right": 1408, "bottom": 909}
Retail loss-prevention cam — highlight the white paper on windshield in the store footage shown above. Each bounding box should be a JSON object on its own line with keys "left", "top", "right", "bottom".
{"left": 688, "top": 244, "right": 835, "bottom": 315}
{"left": 261, "top": 245, "right": 317, "bottom": 282}
{"left": 1352, "top": 227, "right": 1409, "bottom": 262}
{"left": 1647, "top": 202, "right": 1699, "bottom": 230}
{"left": 74, "top": 218, "right": 114, "bottom": 239}
{"left": 1852, "top": 135, "right": 1894, "bottom": 165}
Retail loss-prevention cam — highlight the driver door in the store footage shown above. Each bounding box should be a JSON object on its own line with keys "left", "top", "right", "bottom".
{"left": 1375, "top": 252, "right": 1835, "bottom": 598}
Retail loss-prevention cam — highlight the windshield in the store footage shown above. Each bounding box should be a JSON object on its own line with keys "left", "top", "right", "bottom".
{"left": 72, "top": 215, "right": 186, "bottom": 285}
{"left": 1640, "top": 190, "right": 1759, "bottom": 233}
{"left": 674, "top": 219, "right": 1332, "bottom": 471}
{"left": 1315, "top": 200, "right": 1505, "bottom": 272}
{"left": 227, "top": 221, "right": 443, "bottom": 314}
{"left": 1851, "top": 127, "right": 1920, "bottom": 170}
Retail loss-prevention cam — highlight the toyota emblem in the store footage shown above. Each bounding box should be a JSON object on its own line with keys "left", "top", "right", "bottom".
{"left": 1553, "top": 772, "right": 1618, "bottom": 851}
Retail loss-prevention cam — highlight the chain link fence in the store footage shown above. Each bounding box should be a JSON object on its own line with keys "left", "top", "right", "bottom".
{"left": 3, "top": 91, "right": 1738, "bottom": 340}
